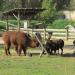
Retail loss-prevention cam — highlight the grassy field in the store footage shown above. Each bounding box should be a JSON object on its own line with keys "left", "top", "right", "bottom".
{"left": 0, "top": 48, "right": 75, "bottom": 75}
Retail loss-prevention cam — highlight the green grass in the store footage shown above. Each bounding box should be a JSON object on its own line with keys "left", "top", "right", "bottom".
{"left": 0, "top": 48, "right": 75, "bottom": 75}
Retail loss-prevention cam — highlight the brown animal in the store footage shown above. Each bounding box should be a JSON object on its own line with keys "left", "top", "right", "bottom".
{"left": 2, "top": 31, "right": 39, "bottom": 56}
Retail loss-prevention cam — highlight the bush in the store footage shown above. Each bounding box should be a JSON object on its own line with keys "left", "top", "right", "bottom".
{"left": 0, "top": 21, "right": 6, "bottom": 29}
{"left": 8, "top": 20, "right": 24, "bottom": 26}
{"left": 0, "top": 20, "right": 24, "bottom": 30}
{"left": 47, "top": 19, "right": 75, "bottom": 29}
{"left": 8, "top": 20, "right": 18, "bottom": 25}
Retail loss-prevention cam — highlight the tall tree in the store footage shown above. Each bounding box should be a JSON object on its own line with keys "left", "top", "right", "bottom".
{"left": 21, "top": 0, "right": 42, "bottom": 8}
{"left": 67, "top": 0, "right": 75, "bottom": 10}
{"left": 2, "top": 0, "right": 22, "bottom": 11}
{"left": 40, "top": 0, "right": 71, "bottom": 23}
{"left": 55, "top": 0, "right": 71, "bottom": 10}
{"left": 0, "top": 0, "right": 4, "bottom": 11}
{"left": 1, "top": 0, "right": 42, "bottom": 11}
{"left": 40, "top": 0, "right": 57, "bottom": 23}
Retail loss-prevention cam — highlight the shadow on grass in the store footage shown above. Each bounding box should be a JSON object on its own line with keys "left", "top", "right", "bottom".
{"left": 62, "top": 51, "right": 75, "bottom": 57}
{"left": 30, "top": 51, "right": 75, "bottom": 57}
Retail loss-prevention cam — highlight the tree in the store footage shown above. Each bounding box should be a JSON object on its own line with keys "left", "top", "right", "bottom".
{"left": 0, "top": 0, "right": 4, "bottom": 11}
{"left": 0, "top": 0, "right": 42, "bottom": 12}
{"left": 40, "top": 0, "right": 72, "bottom": 23}
{"left": 67, "top": 0, "right": 75, "bottom": 10}
{"left": 21, "top": 0, "right": 42, "bottom": 8}
{"left": 55, "top": 0, "right": 70, "bottom": 10}
{"left": 40, "top": 0, "right": 57, "bottom": 23}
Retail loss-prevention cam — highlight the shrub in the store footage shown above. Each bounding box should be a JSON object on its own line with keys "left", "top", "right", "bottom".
{"left": 47, "top": 19, "right": 75, "bottom": 29}
{"left": 0, "top": 20, "right": 24, "bottom": 30}
{"left": 8, "top": 20, "right": 18, "bottom": 25}
{"left": 0, "top": 22, "right": 6, "bottom": 29}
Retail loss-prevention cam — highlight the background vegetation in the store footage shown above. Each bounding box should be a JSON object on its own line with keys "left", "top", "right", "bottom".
{"left": 0, "top": 0, "right": 75, "bottom": 29}
{"left": 0, "top": 1, "right": 75, "bottom": 75}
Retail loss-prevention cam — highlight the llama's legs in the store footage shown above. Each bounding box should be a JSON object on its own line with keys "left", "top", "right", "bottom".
{"left": 18, "top": 45, "right": 22, "bottom": 56}
{"left": 4, "top": 44, "right": 11, "bottom": 55}
{"left": 15, "top": 45, "right": 18, "bottom": 55}
{"left": 22, "top": 48, "right": 26, "bottom": 56}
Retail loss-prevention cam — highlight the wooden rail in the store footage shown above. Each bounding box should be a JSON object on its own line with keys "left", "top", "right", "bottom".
{"left": 1, "top": 28, "right": 75, "bottom": 40}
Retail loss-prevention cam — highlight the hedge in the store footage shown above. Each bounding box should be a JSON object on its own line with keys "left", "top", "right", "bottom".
{"left": 47, "top": 19, "right": 75, "bottom": 29}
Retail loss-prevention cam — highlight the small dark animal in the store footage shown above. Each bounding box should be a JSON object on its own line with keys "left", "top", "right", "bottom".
{"left": 45, "top": 39, "right": 64, "bottom": 55}
{"left": 73, "top": 40, "right": 75, "bottom": 46}
{"left": 2, "top": 31, "right": 39, "bottom": 56}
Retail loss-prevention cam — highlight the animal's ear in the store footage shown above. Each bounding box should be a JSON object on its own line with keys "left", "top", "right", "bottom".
{"left": 28, "top": 34, "right": 31, "bottom": 37}
{"left": 25, "top": 33, "right": 31, "bottom": 37}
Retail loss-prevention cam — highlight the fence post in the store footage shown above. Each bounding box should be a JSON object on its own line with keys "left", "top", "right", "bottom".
{"left": 44, "top": 29, "right": 46, "bottom": 42}
{"left": 17, "top": 11, "right": 20, "bottom": 31}
{"left": 6, "top": 16, "right": 9, "bottom": 31}
{"left": 66, "top": 28, "right": 69, "bottom": 40}
{"left": 47, "top": 31, "right": 53, "bottom": 39}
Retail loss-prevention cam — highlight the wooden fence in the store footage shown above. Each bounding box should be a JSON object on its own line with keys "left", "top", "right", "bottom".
{"left": 19, "top": 28, "right": 75, "bottom": 40}
{"left": 1, "top": 28, "right": 75, "bottom": 40}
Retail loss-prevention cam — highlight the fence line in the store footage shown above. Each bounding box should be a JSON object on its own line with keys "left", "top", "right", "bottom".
{"left": 1, "top": 28, "right": 75, "bottom": 40}
{"left": 18, "top": 28, "right": 75, "bottom": 40}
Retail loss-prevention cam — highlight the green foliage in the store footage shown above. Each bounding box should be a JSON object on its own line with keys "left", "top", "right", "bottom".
{"left": 9, "top": 20, "right": 24, "bottom": 25}
{"left": 30, "top": 20, "right": 39, "bottom": 25}
{"left": 40, "top": 0, "right": 57, "bottom": 23}
{"left": 0, "top": 0, "right": 75, "bottom": 29}
{"left": 40, "top": 0, "right": 70, "bottom": 23}
{"left": 0, "top": 0, "right": 42, "bottom": 11}
{"left": 0, "top": 22, "right": 6, "bottom": 29}
{"left": 67, "top": 0, "right": 75, "bottom": 10}
{"left": 52, "top": 19, "right": 69, "bottom": 29}
{"left": 0, "top": 20, "right": 24, "bottom": 30}
{"left": 0, "top": 0, "right": 4, "bottom": 11}
{"left": 55, "top": 0, "right": 70, "bottom": 10}
{"left": 47, "top": 19, "right": 75, "bottom": 29}
{"left": 8, "top": 20, "right": 18, "bottom": 25}
{"left": 2, "top": 0, "right": 22, "bottom": 11}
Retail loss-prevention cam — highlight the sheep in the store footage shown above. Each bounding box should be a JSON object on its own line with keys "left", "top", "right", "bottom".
{"left": 45, "top": 39, "right": 64, "bottom": 55}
